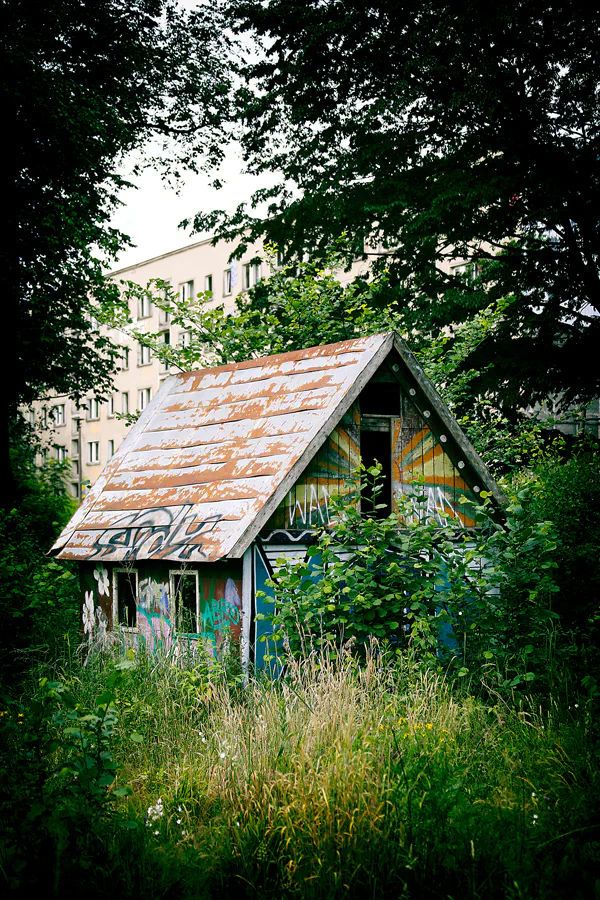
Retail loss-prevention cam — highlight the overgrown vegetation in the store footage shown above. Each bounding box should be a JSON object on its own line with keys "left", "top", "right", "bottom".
{"left": 2, "top": 450, "right": 600, "bottom": 897}
{"left": 1, "top": 640, "right": 599, "bottom": 898}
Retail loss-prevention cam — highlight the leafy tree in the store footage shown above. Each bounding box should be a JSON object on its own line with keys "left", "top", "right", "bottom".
{"left": 2, "top": 0, "right": 233, "bottom": 506}
{"left": 126, "top": 244, "right": 403, "bottom": 369}
{"left": 195, "top": 0, "right": 600, "bottom": 410}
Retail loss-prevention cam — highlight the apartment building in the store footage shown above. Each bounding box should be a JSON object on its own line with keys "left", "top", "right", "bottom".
{"left": 37, "top": 234, "right": 268, "bottom": 499}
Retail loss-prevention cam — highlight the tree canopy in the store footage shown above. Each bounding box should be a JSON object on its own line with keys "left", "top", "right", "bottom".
{"left": 3, "top": 0, "right": 232, "bottom": 503}
{"left": 195, "top": 0, "right": 600, "bottom": 410}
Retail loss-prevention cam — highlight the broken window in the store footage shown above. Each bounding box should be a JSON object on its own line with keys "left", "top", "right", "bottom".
{"left": 114, "top": 570, "right": 138, "bottom": 628}
{"left": 170, "top": 570, "right": 199, "bottom": 634}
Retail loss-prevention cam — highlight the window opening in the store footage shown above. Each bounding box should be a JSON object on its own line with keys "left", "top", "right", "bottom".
{"left": 114, "top": 570, "right": 138, "bottom": 628}
{"left": 170, "top": 571, "right": 199, "bottom": 633}
{"left": 360, "top": 428, "right": 392, "bottom": 518}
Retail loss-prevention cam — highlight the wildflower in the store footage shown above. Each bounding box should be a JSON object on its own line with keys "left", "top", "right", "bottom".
{"left": 220, "top": 752, "right": 226, "bottom": 759}
{"left": 177, "top": 819, "right": 181, "bottom": 825}
{"left": 426, "top": 723, "right": 433, "bottom": 730}
{"left": 147, "top": 798, "right": 164, "bottom": 822}
{"left": 178, "top": 806, "right": 182, "bottom": 812}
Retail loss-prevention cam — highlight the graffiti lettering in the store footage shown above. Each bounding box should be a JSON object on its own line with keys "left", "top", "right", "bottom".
{"left": 90, "top": 504, "right": 223, "bottom": 561}
{"left": 288, "top": 484, "right": 331, "bottom": 528}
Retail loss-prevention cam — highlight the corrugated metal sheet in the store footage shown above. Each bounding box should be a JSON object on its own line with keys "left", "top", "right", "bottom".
{"left": 52, "top": 334, "right": 394, "bottom": 563}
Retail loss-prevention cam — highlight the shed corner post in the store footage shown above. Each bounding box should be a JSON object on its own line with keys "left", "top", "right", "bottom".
{"left": 241, "top": 546, "right": 253, "bottom": 679}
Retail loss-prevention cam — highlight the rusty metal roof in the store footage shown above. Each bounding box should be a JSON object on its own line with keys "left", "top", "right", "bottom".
{"left": 52, "top": 333, "right": 396, "bottom": 562}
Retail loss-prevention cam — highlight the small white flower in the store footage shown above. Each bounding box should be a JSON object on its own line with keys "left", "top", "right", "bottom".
{"left": 574, "top": 703, "right": 579, "bottom": 709}
{"left": 178, "top": 806, "right": 182, "bottom": 812}
{"left": 177, "top": 819, "right": 181, "bottom": 825}
{"left": 220, "top": 752, "right": 226, "bottom": 759}
{"left": 201, "top": 737, "right": 206, "bottom": 743}
{"left": 236, "top": 821, "right": 240, "bottom": 827}
{"left": 532, "top": 792, "right": 536, "bottom": 798}
{"left": 154, "top": 829, "right": 159, "bottom": 835}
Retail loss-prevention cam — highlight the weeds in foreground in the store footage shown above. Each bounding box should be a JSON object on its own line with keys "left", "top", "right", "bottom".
{"left": 2, "top": 642, "right": 599, "bottom": 898}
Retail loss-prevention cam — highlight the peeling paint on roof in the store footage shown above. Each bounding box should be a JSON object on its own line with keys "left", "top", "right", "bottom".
{"left": 52, "top": 334, "right": 395, "bottom": 562}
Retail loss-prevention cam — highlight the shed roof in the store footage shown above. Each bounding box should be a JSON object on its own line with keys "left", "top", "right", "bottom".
{"left": 52, "top": 332, "right": 501, "bottom": 563}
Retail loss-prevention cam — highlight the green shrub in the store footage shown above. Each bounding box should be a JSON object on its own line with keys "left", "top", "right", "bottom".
{"left": 263, "top": 466, "right": 560, "bottom": 695}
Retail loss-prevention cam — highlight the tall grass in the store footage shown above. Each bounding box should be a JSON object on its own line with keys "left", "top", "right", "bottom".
{"left": 13, "top": 638, "right": 596, "bottom": 899}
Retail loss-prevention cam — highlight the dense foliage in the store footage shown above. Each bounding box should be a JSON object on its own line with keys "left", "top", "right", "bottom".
{"left": 2, "top": 0, "right": 233, "bottom": 505}
{"left": 263, "top": 467, "right": 562, "bottom": 693}
{"left": 0, "top": 432, "right": 80, "bottom": 682}
{"left": 196, "top": 0, "right": 600, "bottom": 410}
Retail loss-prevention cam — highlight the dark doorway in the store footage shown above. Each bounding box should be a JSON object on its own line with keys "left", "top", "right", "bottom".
{"left": 360, "top": 429, "right": 392, "bottom": 517}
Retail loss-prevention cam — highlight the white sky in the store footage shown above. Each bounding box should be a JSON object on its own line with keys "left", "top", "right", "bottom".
{"left": 109, "top": 143, "right": 275, "bottom": 270}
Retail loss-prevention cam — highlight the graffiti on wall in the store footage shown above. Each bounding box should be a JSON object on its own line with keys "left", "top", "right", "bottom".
{"left": 266, "top": 406, "right": 360, "bottom": 530}
{"left": 133, "top": 578, "right": 173, "bottom": 652}
{"left": 82, "top": 586, "right": 109, "bottom": 646}
{"left": 89, "top": 504, "right": 223, "bottom": 561}
{"left": 198, "top": 574, "right": 242, "bottom": 656}
{"left": 392, "top": 422, "right": 476, "bottom": 527}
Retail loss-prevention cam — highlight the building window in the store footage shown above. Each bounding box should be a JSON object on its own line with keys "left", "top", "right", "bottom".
{"left": 243, "top": 262, "right": 261, "bottom": 290}
{"left": 138, "top": 388, "right": 152, "bottom": 411}
{"left": 137, "top": 294, "right": 153, "bottom": 319}
{"left": 160, "top": 330, "right": 171, "bottom": 372}
{"left": 122, "top": 392, "right": 129, "bottom": 415}
{"left": 87, "top": 441, "right": 100, "bottom": 465}
{"left": 108, "top": 439, "right": 115, "bottom": 460}
{"left": 159, "top": 281, "right": 171, "bottom": 325}
{"left": 71, "top": 439, "right": 79, "bottom": 458}
{"left": 107, "top": 395, "right": 116, "bottom": 418}
{"left": 55, "top": 445, "right": 67, "bottom": 462}
{"left": 72, "top": 459, "right": 79, "bottom": 476}
{"left": 113, "top": 569, "right": 138, "bottom": 629}
{"left": 223, "top": 267, "right": 232, "bottom": 296}
{"left": 179, "top": 331, "right": 191, "bottom": 348}
{"left": 120, "top": 346, "right": 130, "bottom": 370}
{"left": 170, "top": 570, "right": 199, "bottom": 634}
{"left": 72, "top": 482, "right": 80, "bottom": 499}
{"left": 87, "top": 398, "right": 100, "bottom": 421}
{"left": 138, "top": 343, "right": 152, "bottom": 366}
{"left": 179, "top": 281, "right": 194, "bottom": 302}
{"left": 204, "top": 274, "right": 213, "bottom": 294}
{"left": 52, "top": 404, "right": 66, "bottom": 427}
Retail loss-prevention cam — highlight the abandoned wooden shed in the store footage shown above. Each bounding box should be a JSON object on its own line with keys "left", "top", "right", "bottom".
{"left": 51, "top": 332, "right": 501, "bottom": 664}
